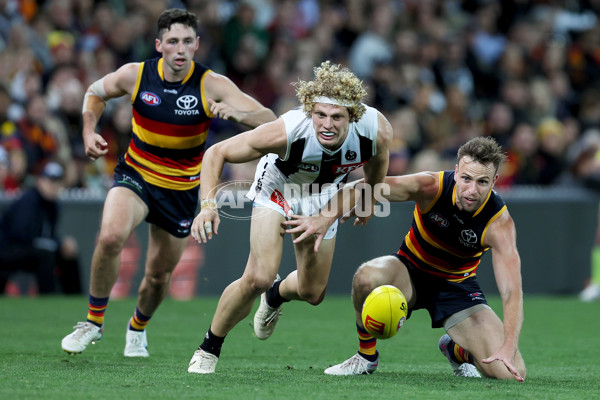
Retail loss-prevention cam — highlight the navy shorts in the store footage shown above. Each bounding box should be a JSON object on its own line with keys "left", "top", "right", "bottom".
{"left": 393, "top": 253, "right": 489, "bottom": 328}
{"left": 112, "top": 160, "right": 199, "bottom": 238}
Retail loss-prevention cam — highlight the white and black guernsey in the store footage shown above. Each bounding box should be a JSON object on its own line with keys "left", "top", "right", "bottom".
{"left": 259, "top": 105, "right": 379, "bottom": 193}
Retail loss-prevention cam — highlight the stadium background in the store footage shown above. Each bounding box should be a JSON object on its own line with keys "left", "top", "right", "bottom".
{"left": 1, "top": 0, "right": 600, "bottom": 297}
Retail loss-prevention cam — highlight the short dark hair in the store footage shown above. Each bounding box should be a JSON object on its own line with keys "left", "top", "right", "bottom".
{"left": 157, "top": 9, "right": 198, "bottom": 39}
{"left": 457, "top": 136, "right": 507, "bottom": 172}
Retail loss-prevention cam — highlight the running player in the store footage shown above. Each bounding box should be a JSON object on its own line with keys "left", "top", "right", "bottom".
{"left": 187, "top": 61, "right": 392, "bottom": 373}
{"left": 61, "top": 8, "right": 276, "bottom": 357}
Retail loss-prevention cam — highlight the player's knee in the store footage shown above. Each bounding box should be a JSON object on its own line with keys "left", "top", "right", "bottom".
{"left": 298, "top": 286, "right": 326, "bottom": 305}
{"left": 144, "top": 271, "right": 171, "bottom": 288}
{"left": 241, "top": 273, "right": 274, "bottom": 294}
{"left": 97, "top": 230, "right": 128, "bottom": 255}
{"left": 352, "top": 265, "right": 377, "bottom": 299}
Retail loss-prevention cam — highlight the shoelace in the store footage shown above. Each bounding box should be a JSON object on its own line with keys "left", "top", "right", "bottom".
{"left": 194, "top": 351, "right": 216, "bottom": 368}
{"left": 71, "top": 322, "right": 96, "bottom": 340}
{"left": 129, "top": 334, "right": 143, "bottom": 345}
{"left": 263, "top": 309, "right": 282, "bottom": 326}
{"left": 341, "top": 355, "right": 368, "bottom": 374}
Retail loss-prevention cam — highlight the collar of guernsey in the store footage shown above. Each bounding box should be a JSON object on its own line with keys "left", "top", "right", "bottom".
{"left": 126, "top": 58, "right": 213, "bottom": 190}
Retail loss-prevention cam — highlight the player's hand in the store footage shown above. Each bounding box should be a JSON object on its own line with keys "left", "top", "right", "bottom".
{"left": 283, "top": 214, "right": 333, "bottom": 253}
{"left": 208, "top": 99, "right": 241, "bottom": 123}
{"left": 191, "top": 206, "right": 220, "bottom": 243}
{"left": 340, "top": 193, "right": 374, "bottom": 227}
{"left": 482, "top": 349, "right": 524, "bottom": 382}
{"left": 83, "top": 130, "right": 108, "bottom": 161}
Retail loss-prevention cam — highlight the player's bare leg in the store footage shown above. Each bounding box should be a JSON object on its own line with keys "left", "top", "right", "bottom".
{"left": 278, "top": 235, "right": 336, "bottom": 305}
{"left": 125, "top": 225, "right": 187, "bottom": 357}
{"left": 189, "top": 207, "right": 284, "bottom": 373}
{"left": 325, "top": 256, "right": 414, "bottom": 375}
{"left": 446, "top": 309, "right": 526, "bottom": 380}
{"left": 62, "top": 188, "right": 147, "bottom": 354}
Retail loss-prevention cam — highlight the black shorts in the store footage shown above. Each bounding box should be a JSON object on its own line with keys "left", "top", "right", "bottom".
{"left": 113, "top": 160, "right": 199, "bottom": 238}
{"left": 393, "top": 253, "right": 489, "bottom": 328}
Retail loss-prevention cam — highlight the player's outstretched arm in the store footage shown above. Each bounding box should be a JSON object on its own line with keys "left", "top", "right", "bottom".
{"left": 193, "top": 119, "right": 288, "bottom": 243}
{"left": 482, "top": 211, "right": 525, "bottom": 382}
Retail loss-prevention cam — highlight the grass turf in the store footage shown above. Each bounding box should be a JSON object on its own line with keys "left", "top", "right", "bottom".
{"left": 0, "top": 295, "right": 598, "bottom": 400}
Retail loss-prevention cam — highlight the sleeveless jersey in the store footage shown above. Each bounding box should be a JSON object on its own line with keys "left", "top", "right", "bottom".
{"left": 261, "top": 105, "right": 379, "bottom": 189}
{"left": 397, "top": 170, "right": 507, "bottom": 282}
{"left": 126, "top": 58, "right": 213, "bottom": 190}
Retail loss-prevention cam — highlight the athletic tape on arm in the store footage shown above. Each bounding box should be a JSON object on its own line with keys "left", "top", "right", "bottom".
{"left": 82, "top": 77, "right": 109, "bottom": 113}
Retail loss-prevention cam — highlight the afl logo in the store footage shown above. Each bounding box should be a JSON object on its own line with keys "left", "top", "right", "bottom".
{"left": 140, "top": 91, "right": 161, "bottom": 106}
{"left": 429, "top": 213, "right": 449, "bottom": 228}
{"left": 176, "top": 95, "right": 198, "bottom": 110}
{"left": 298, "top": 162, "right": 319, "bottom": 172}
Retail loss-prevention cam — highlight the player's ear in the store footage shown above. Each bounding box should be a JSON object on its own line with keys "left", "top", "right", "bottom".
{"left": 492, "top": 173, "right": 499, "bottom": 186}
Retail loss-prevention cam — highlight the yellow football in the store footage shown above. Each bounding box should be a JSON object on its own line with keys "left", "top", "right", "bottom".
{"left": 361, "top": 285, "right": 408, "bottom": 339}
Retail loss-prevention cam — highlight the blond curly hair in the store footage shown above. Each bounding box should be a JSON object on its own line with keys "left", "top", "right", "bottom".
{"left": 293, "top": 61, "right": 367, "bottom": 122}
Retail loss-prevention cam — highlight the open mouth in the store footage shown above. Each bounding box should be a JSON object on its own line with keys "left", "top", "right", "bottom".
{"left": 320, "top": 132, "right": 335, "bottom": 139}
{"left": 174, "top": 57, "right": 186, "bottom": 66}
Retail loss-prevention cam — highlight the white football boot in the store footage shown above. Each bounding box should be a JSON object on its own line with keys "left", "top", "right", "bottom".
{"left": 61, "top": 322, "right": 103, "bottom": 354}
{"left": 324, "top": 352, "right": 379, "bottom": 375}
{"left": 124, "top": 329, "right": 149, "bottom": 357}
{"left": 438, "top": 334, "right": 481, "bottom": 378}
{"left": 188, "top": 349, "right": 218, "bottom": 374}
{"left": 253, "top": 275, "right": 282, "bottom": 340}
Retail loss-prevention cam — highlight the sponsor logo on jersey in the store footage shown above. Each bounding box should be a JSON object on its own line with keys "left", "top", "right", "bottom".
{"left": 332, "top": 161, "right": 366, "bottom": 174}
{"left": 298, "top": 162, "right": 319, "bottom": 172}
{"left": 175, "top": 95, "right": 199, "bottom": 115}
{"left": 459, "top": 229, "right": 478, "bottom": 248}
{"left": 429, "top": 212, "right": 449, "bottom": 228}
{"left": 140, "top": 91, "right": 161, "bottom": 106}
{"left": 164, "top": 89, "right": 177, "bottom": 94}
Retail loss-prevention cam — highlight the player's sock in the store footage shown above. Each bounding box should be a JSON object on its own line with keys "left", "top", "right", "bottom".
{"left": 199, "top": 327, "right": 225, "bottom": 357}
{"left": 445, "top": 338, "right": 475, "bottom": 364}
{"left": 128, "top": 307, "right": 151, "bottom": 331}
{"left": 265, "top": 280, "right": 290, "bottom": 308}
{"left": 86, "top": 294, "right": 109, "bottom": 327}
{"left": 357, "top": 323, "right": 378, "bottom": 361}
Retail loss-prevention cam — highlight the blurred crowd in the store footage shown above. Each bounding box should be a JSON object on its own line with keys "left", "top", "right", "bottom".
{"left": 2, "top": 0, "right": 600, "bottom": 195}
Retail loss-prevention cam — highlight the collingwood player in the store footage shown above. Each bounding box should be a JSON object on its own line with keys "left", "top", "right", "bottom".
{"left": 188, "top": 61, "right": 392, "bottom": 374}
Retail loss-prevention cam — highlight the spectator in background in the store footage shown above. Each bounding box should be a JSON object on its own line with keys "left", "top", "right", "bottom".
{"left": 497, "top": 122, "right": 540, "bottom": 188}
{"left": 536, "top": 117, "right": 567, "bottom": 185}
{"left": 483, "top": 101, "right": 515, "bottom": 147}
{"left": 0, "top": 161, "right": 82, "bottom": 294}
{"left": 0, "top": 84, "right": 25, "bottom": 191}
{"left": 348, "top": 1, "right": 395, "bottom": 79}
{"left": 14, "top": 94, "right": 56, "bottom": 173}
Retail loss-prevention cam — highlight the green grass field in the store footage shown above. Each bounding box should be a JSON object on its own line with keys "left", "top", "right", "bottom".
{"left": 1, "top": 295, "right": 598, "bottom": 400}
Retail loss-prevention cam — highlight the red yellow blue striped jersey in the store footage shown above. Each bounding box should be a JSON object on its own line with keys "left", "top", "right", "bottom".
{"left": 397, "top": 170, "right": 507, "bottom": 282}
{"left": 126, "top": 58, "right": 213, "bottom": 190}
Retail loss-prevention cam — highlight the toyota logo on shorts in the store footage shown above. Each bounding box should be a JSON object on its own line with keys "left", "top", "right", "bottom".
{"left": 176, "top": 95, "right": 198, "bottom": 110}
